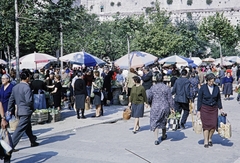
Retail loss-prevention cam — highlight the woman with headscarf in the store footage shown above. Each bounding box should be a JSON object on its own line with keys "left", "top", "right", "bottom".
{"left": 0, "top": 74, "right": 14, "bottom": 115}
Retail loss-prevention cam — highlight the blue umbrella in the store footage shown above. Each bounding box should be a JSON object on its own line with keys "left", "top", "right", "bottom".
{"left": 179, "top": 56, "right": 194, "bottom": 64}
{"left": 188, "top": 62, "right": 198, "bottom": 68}
{"left": 59, "top": 51, "right": 105, "bottom": 67}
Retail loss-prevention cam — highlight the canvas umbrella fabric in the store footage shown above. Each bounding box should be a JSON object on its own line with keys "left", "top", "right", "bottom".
{"left": 11, "top": 52, "right": 57, "bottom": 69}
{"left": 213, "top": 58, "right": 232, "bottom": 66}
{"left": 202, "top": 57, "right": 215, "bottom": 62}
{"left": 225, "top": 56, "right": 240, "bottom": 64}
{"left": 114, "top": 51, "right": 158, "bottom": 69}
{"left": 0, "top": 59, "right": 7, "bottom": 65}
{"left": 59, "top": 51, "right": 105, "bottom": 67}
{"left": 189, "top": 57, "right": 202, "bottom": 66}
{"left": 158, "top": 55, "right": 193, "bottom": 67}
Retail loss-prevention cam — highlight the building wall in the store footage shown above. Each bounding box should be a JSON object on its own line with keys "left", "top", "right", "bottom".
{"left": 78, "top": 0, "right": 240, "bottom": 24}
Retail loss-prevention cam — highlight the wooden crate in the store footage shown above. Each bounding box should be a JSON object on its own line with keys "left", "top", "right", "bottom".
{"left": 31, "top": 112, "right": 48, "bottom": 124}
{"left": 48, "top": 112, "right": 61, "bottom": 123}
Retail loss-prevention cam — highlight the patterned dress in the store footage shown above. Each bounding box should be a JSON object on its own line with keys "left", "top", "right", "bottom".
{"left": 148, "top": 83, "right": 174, "bottom": 131}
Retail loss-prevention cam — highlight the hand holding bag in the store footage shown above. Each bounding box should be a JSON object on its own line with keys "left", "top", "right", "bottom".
{"left": 0, "top": 129, "right": 13, "bottom": 156}
{"left": 123, "top": 107, "right": 131, "bottom": 120}
{"left": 9, "top": 105, "right": 19, "bottom": 131}
{"left": 193, "top": 118, "right": 202, "bottom": 134}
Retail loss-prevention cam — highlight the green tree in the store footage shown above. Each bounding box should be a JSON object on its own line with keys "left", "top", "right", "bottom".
{"left": 199, "top": 13, "right": 238, "bottom": 60}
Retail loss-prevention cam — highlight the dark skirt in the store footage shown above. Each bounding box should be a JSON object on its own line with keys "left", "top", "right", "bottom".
{"left": 131, "top": 103, "right": 144, "bottom": 118}
{"left": 93, "top": 92, "right": 101, "bottom": 105}
{"left": 200, "top": 104, "right": 218, "bottom": 130}
{"left": 223, "top": 83, "right": 233, "bottom": 95}
{"left": 53, "top": 94, "right": 61, "bottom": 108}
{"left": 75, "top": 94, "right": 86, "bottom": 109}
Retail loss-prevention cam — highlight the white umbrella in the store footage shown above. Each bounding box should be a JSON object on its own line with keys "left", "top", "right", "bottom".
{"left": 225, "top": 56, "right": 240, "bottom": 63}
{"left": 202, "top": 57, "right": 215, "bottom": 62}
{"left": 159, "top": 55, "right": 193, "bottom": 67}
{"left": 11, "top": 52, "right": 57, "bottom": 69}
{"left": 213, "top": 58, "right": 232, "bottom": 66}
{"left": 114, "top": 51, "right": 158, "bottom": 69}
{"left": 0, "top": 59, "right": 7, "bottom": 65}
{"left": 189, "top": 57, "right": 202, "bottom": 66}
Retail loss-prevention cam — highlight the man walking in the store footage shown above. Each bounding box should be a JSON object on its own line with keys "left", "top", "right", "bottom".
{"left": 141, "top": 67, "right": 153, "bottom": 97}
{"left": 172, "top": 69, "right": 191, "bottom": 129}
{"left": 8, "top": 70, "right": 39, "bottom": 149}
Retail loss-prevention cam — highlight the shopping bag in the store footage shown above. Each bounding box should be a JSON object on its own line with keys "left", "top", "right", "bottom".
{"left": 193, "top": 119, "right": 202, "bottom": 134}
{"left": 85, "top": 98, "right": 90, "bottom": 110}
{"left": 123, "top": 107, "right": 131, "bottom": 120}
{"left": 9, "top": 116, "right": 19, "bottom": 131}
{"left": 166, "top": 118, "right": 179, "bottom": 131}
{"left": 0, "top": 129, "right": 13, "bottom": 156}
{"left": 218, "top": 120, "right": 232, "bottom": 139}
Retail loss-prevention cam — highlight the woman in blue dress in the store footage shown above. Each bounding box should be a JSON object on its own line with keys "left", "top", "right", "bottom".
{"left": 0, "top": 74, "right": 14, "bottom": 114}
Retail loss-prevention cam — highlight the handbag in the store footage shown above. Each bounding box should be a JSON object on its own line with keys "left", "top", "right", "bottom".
{"left": 123, "top": 107, "right": 131, "bottom": 120}
{"left": 9, "top": 105, "right": 19, "bottom": 131}
{"left": 193, "top": 119, "right": 202, "bottom": 134}
{"left": 85, "top": 98, "right": 90, "bottom": 110}
{"left": 166, "top": 112, "right": 180, "bottom": 131}
{"left": 0, "top": 129, "right": 13, "bottom": 156}
{"left": 218, "top": 120, "right": 232, "bottom": 138}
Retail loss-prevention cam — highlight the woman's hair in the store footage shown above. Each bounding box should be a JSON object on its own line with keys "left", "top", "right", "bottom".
{"left": 130, "top": 68, "right": 135, "bottom": 73}
{"left": 94, "top": 70, "right": 100, "bottom": 77}
{"left": 155, "top": 73, "right": 163, "bottom": 83}
{"left": 55, "top": 74, "right": 61, "bottom": 80}
{"left": 205, "top": 73, "right": 216, "bottom": 81}
{"left": 132, "top": 76, "right": 141, "bottom": 83}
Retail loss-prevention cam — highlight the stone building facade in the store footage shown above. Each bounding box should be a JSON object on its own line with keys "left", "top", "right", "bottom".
{"left": 75, "top": 0, "right": 240, "bottom": 24}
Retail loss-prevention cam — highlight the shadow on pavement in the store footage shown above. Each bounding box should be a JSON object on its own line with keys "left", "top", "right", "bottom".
{"left": 39, "top": 133, "right": 75, "bottom": 146}
{"left": 198, "top": 134, "right": 233, "bottom": 147}
{"left": 168, "top": 130, "right": 187, "bottom": 141}
{"left": 11, "top": 151, "right": 58, "bottom": 163}
{"left": 20, "top": 128, "right": 54, "bottom": 140}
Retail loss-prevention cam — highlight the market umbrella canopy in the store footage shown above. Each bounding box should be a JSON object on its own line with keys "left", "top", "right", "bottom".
{"left": 159, "top": 55, "right": 194, "bottom": 67}
{"left": 0, "top": 59, "right": 7, "bottom": 65}
{"left": 59, "top": 51, "right": 105, "bottom": 67}
{"left": 202, "top": 57, "right": 215, "bottom": 62}
{"left": 189, "top": 57, "right": 202, "bottom": 66}
{"left": 114, "top": 51, "right": 158, "bottom": 69}
{"left": 225, "top": 56, "right": 240, "bottom": 64}
{"left": 11, "top": 52, "right": 57, "bottom": 69}
{"left": 213, "top": 58, "right": 232, "bottom": 66}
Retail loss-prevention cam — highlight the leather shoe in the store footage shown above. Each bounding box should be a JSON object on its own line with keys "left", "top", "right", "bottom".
{"left": 208, "top": 141, "right": 213, "bottom": 147}
{"left": 204, "top": 144, "right": 209, "bottom": 148}
{"left": 154, "top": 140, "right": 160, "bottom": 145}
{"left": 31, "top": 142, "right": 39, "bottom": 147}
{"left": 181, "top": 124, "right": 185, "bottom": 129}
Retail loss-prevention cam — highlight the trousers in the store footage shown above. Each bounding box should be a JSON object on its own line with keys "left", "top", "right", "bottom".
{"left": 174, "top": 101, "right": 189, "bottom": 125}
{"left": 12, "top": 115, "right": 36, "bottom": 148}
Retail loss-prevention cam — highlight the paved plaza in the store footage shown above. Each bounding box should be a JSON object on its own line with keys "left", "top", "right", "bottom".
{"left": 9, "top": 90, "right": 240, "bottom": 163}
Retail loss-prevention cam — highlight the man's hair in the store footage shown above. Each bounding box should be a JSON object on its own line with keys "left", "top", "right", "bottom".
{"left": 181, "top": 69, "right": 188, "bottom": 76}
{"left": 20, "top": 70, "right": 30, "bottom": 80}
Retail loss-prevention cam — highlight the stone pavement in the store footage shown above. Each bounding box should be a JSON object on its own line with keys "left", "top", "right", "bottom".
{"left": 18, "top": 86, "right": 239, "bottom": 145}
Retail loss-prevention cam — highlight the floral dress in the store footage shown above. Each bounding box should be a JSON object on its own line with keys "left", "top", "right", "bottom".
{"left": 148, "top": 83, "right": 174, "bottom": 131}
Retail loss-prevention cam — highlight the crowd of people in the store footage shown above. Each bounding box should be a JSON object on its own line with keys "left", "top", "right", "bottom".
{"left": 0, "top": 62, "right": 238, "bottom": 162}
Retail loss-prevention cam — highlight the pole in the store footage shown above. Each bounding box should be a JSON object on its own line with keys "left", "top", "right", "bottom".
{"left": 15, "top": 0, "right": 20, "bottom": 81}
{"left": 60, "top": 23, "right": 63, "bottom": 70}
{"left": 127, "top": 37, "right": 130, "bottom": 69}
{"left": 219, "top": 42, "right": 223, "bottom": 66}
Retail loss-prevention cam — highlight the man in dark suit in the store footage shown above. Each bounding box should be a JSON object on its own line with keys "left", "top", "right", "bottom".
{"left": 8, "top": 70, "right": 39, "bottom": 150}
{"left": 141, "top": 67, "right": 153, "bottom": 97}
{"left": 172, "top": 69, "right": 191, "bottom": 129}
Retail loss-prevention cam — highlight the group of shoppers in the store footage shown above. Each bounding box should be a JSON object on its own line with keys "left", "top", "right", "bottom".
{"left": 127, "top": 66, "right": 226, "bottom": 148}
